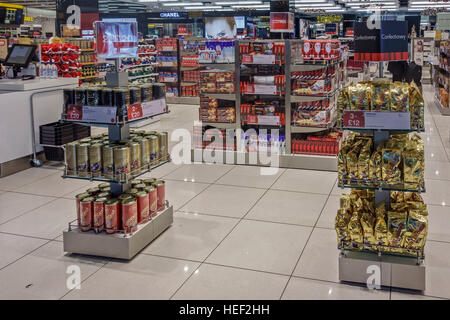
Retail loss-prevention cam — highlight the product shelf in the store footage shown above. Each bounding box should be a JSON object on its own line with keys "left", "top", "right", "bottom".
{"left": 62, "top": 159, "right": 170, "bottom": 185}
{"left": 339, "top": 240, "right": 424, "bottom": 260}
{"left": 63, "top": 202, "right": 174, "bottom": 260}
{"left": 200, "top": 122, "right": 237, "bottom": 129}
{"left": 199, "top": 63, "right": 235, "bottom": 71}
{"left": 128, "top": 73, "right": 159, "bottom": 80}
{"left": 435, "top": 94, "right": 450, "bottom": 116}
{"left": 201, "top": 93, "right": 236, "bottom": 101}
{"left": 291, "top": 122, "right": 336, "bottom": 133}
{"left": 338, "top": 180, "right": 425, "bottom": 193}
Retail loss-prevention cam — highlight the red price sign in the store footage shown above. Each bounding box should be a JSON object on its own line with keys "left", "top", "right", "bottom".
{"left": 342, "top": 111, "right": 365, "bottom": 128}
{"left": 247, "top": 115, "right": 258, "bottom": 124}
{"left": 242, "top": 54, "right": 253, "bottom": 64}
{"left": 66, "top": 105, "right": 83, "bottom": 120}
{"left": 127, "top": 104, "right": 144, "bottom": 121}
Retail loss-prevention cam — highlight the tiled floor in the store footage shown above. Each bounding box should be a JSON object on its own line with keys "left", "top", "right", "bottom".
{"left": 0, "top": 85, "right": 449, "bottom": 300}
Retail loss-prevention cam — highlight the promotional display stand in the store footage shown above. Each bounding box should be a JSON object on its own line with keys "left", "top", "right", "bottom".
{"left": 62, "top": 22, "right": 173, "bottom": 260}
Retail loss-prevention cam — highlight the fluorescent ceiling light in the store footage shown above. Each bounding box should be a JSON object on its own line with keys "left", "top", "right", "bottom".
{"left": 215, "top": 1, "right": 262, "bottom": 4}
{"left": 295, "top": 3, "right": 335, "bottom": 6}
{"left": 351, "top": 5, "right": 398, "bottom": 8}
{"left": 296, "top": 6, "right": 343, "bottom": 9}
{"left": 163, "top": 2, "right": 202, "bottom": 6}
{"left": 411, "top": 4, "right": 450, "bottom": 7}
{"left": 138, "top": 0, "right": 158, "bottom": 2}
{"left": 294, "top": 0, "right": 328, "bottom": 2}
{"left": 231, "top": 4, "right": 270, "bottom": 8}
{"left": 410, "top": 1, "right": 450, "bottom": 4}
{"left": 347, "top": 2, "right": 396, "bottom": 6}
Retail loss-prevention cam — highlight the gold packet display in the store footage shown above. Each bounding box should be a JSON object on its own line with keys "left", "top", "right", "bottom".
{"left": 346, "top": 139, "right": 364, "bottom": 181}
{"left": 348, "top": 213, "right": 363, "bottom": 243}
{"left": 409, "top": 81, "right": 424, "bottom": 130}
{"left": 387, "top": 211, "right": 407, "bottom": 250}
{"left": 382, "top": 148, "right": 402, "bottom": 184}
{"left": 374, "top": 202, "right": 389, "bottom": 246}
{"left": 358, "top": 139, "right": 372, "bottom": 184}
{"left": 337, "top": 86, "right": 350, "bottom": 126}
{"left": 371, "top": 81, "right": 391, "bottom": 111}
{"left": 335, "top": 208, "right": 351, "bottom": 243}
{"left": 403, "top": 150, "right": 424, "bottom": 189}
{"left": 360, "top": 212, "right": 377, "bottom": 245}
{"left": 390, "top": 82, "right": 410, "bottom": 112}
{"left": 404, "top": 210, "right": 428, "bottom": 251}
{"left": 338, "top": 143, "right": 352, "bottom": 185}
{"left": 349, "top": 83, "right": 372, "bottom": 111}
{"left": 369, "top": 146, "right": 382, "bottom": 183}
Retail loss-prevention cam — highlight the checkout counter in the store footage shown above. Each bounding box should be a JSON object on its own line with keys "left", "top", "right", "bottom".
{"left": 0, "top": 77, "right": 78, "bottom": 177}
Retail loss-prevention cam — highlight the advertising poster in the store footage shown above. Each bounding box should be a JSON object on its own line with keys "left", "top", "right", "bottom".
{"left": 270, "top": 12, "right": 294, "bottom": 33}
{"left": 205, "top": 17, "right": 237, "bottom": 39}
{"left": 95, "top": 21, "right": 138, "bottom": 59}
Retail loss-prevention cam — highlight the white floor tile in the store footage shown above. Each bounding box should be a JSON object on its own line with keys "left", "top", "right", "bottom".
{"left": 331, "top": 180, "right": 350, "bottom": 196}
{"left": 180, "top": 184, "right": 266, "bottom": 218}
{"left": 164, "top": 163, "right": 233, "bottom": 184}
{"left": 0, "top": 198, "right": 76, "bottom": 239}
{"left": 245, "top": 190, "right": 327, "bottom": 226}
{"left": 425, "top": 161, "right": 450, "bottom": 181}
{"left": 390, "top": 290, "right": 444, "bottom": 300}
{"left": 143, "top": 211, "right": 239, "bottom": 261}
{"left": 0, "top": 241, "right": 106, "bottom": 300}
{"left": 428, "top": 205, "right": 450, "bottom": 243}
{"left": 272, "top": 169, "right": 336, "bottom": 195}
{"left": 425, "top": 241, "right": 450, "bottom": 299}
{"left": 316, "top": 195, "right": 340, "bottom": 229}
{"left": 206, "top": 220, "right": 312, "bottom": 275}
{"left": 61, "top": 181, "right": 102, "bottom": 200}
{"left": 140, "top": 162, "right": 182, "bottom": 179}
{"left": 63, "top": 255, "right": 199, "bottom": 300}
{"left": 0, "top": 233, "right": 48, "bottom": 269}
{"left": 293, "top": 228, "right": 339, "bottom": 282}
{"left": 165, "top": 180, "right": 210, "bottom": 211}
{"left": 282, "top": 277, "right": 389, "bottom": 300}
{"left": 0, "top": 192, "right": 56, "bottom": 225}
{"left": 422, "top": 180, "right": 450, "bottom": 206}
{"left": 14, "top": 173, "right": 93, "bottom": 198}
{"left": 215, "top": 165, "right": 285, "bottom": 189}
{"left": 173, "top": 264, "right": 289, "bottom": 300}
{"left": 425, "top": 146, "right": 449, "bottom": 162}
{"left": 0, "top": 168, "right": 57, "bottom": 191}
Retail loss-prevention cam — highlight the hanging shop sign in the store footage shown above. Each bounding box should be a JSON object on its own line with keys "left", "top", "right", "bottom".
{"left": 95, "top": 21, "right": 138, "bottom": 59}
{"left": 354, "top": 21, "right": 408, "bottom": 61}
{"left": 270, "top": 12, "right": 294, "bottom": 33}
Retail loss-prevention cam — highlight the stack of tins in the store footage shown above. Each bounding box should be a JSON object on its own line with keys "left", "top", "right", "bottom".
{"left": 75, "top": 179, "right": 166, "bottom": 234}
{"left": 65, "top": 130, "right": 169, "bottom": 181}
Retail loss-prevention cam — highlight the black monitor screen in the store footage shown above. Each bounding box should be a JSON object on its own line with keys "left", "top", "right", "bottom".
{"left": 5, "top": 44, "right": 35, "bottom": 67}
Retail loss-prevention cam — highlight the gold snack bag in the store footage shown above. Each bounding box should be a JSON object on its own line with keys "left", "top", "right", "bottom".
{"left": 375, "top": 202, "right": 389, "bottom": 246}
{"left": 348, "top": 213, "right": 363, "bottom": 243}
{"left": 403, "top": 150, "right": 424, "bottom": 190}
{"left": 388, "top": 211, "right": 407, "bottom": 248}
{"left": 372, "top": 81, "right": 391, "bottom": 111}
{"left": 369, "top": 146, "right": 382, "bottom": 185}
{"left": 382, "top": 148, "right": 402, "bottom": 184}
{"left": 404, "top": 210, "right": 428, "bottom": 251}
{"left": 358, "top": 139, "right": 372, "bottom": 184}
{"left": 360, "top": 212, "right": 377, "bottom": 245}
{"left": 335, "top": 209, "right": 351, "bottom": 243}
{"left": 338, "top": 143, "right": 352, "bottom": 185}
{"left": 409, "top": 81, "right": 424, "bottom": 130}
{"left": 337, "top": 86, "right": 350, "bottom": 126}
{"left": 390, "top": 82, "right": 410, "bottom": 112}
{"left": 346, "top": 140, "right": 364, "bottom": 181}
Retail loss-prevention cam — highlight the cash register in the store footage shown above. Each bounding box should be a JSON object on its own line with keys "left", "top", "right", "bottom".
{"left": 1, "top": 44, "right": 37, "bottom": 80}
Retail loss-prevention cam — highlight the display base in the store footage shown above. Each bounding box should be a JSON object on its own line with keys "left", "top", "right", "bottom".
{"left": 435, "top": 96, "right": 450, "bottom": 116}
{"left": 191, "top": 149, "right": 337, "bottom": 171}
{"left": 63, "top": 204, "right": 174, "bottom": 260}
{"left": 339, "top": 251, "right": 425, "bottom": 291}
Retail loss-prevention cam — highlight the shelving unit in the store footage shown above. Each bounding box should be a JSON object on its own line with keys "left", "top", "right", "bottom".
{"left": 192, "top": 39, "right": 341, "bottom": 171}
{"left": 434, "top": 39, "right": 450, "bottom": 115}
{"left": 337, "top": 101, "right": 427, "bottom": 291}
{"left": 62, "top": 70, "right": 173, "bottom": 260}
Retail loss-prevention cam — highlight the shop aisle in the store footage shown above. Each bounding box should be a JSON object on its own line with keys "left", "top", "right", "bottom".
{"left": 0, "top": 85, "right": 449, "bottom": 300}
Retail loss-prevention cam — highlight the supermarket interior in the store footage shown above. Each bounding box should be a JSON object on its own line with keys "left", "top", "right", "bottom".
{"left": 0, "top": 0, "right": 450, "bottom": 303}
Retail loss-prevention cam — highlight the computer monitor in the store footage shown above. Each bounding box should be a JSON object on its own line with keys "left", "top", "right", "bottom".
{"left": 4, "top": 44, "right": 36, "bottom": 68}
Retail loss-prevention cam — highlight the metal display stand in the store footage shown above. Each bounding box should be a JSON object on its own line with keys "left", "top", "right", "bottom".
{"left": 192, "top": 39, "right": 340, "bottom": 171}
{"left": 338, "top": 121, "right": 426, "bottom": 291}
{"left": 62, "top": 67, "right": 174, "bottom": 260}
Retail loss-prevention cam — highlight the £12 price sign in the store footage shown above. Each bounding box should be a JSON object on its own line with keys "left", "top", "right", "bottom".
{"left": 342, "top": 110, "right": 365, "bottom": 128}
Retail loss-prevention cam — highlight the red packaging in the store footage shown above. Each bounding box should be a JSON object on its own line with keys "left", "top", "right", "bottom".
{"left": 154, "top": 180, "right": 166, "bottom": 211}
{"left": 80, "top": 197, "right": 94, "bottom": 232}
{"left": 105, "top": 199, "right": 120, "bottom": 234}
{"left": 121, "top": 198, "right": 138, "bottom": 234}
{"left": 93, "top": 198, "right": 106, "bottom": 232}
{"left": 146, "top": 186, "right": 158, "bottom": 217}
{"left": 136, "top": 191, "right": 150, "bottom": 223}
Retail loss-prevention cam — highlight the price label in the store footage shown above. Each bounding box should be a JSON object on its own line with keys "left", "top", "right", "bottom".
{"left": 127, "top": 104, "right": 144, "bottom": 121}
{"left": 66, "top": 105, "right": 117, "bottom": 123}
{"left": 252, "top": 54, "right": 275, "bottom": 64}
{"left": 254, "top": 85, "right": 277, "bottom": 95}
{"left": 342, "top": 110, "right": 365, "bottom": 128}
{"left": 66, "top": 105, "right": 83, "bottom": 120}
{"left": 242, "top": 54, "right": 253, "bottom": 64}
{"left": 258, "top": 115, "right": 280, "bottom": 126}
{"left": 247, "top": 115, "right": 258, "bottom": 124}
{"left": 141, "top": 98, "right": 167, "bottom": 117}
{"left": 162, "top": 46, "right": 175, "bottom": 51}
